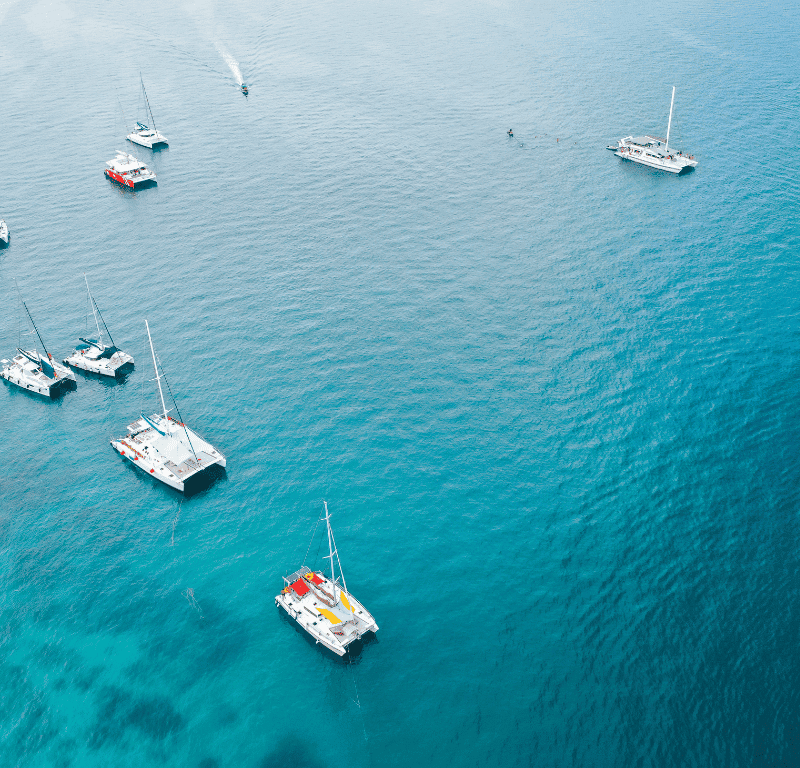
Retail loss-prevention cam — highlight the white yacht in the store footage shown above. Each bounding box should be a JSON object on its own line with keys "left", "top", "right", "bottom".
{"left": 126, "top": 77, "right": 168, "bottom": 149}
{"left": 1, "top": 300, "right": 76, "bottom": 398}
{"left": 0, "top": 219, "right": 8, "bottom": 244}
{"left": 63, "top": 275, "right": 134, "bottom": 378}
{"left": 1, "top": 350, "right": 75, "bottom": 398}
{"left": 276, "top": 502, "right": 378, "bottom": 656}
{"left": 105, "top": 151, "right": 157, "bottom": 188}
{"left": 608, "top": 87, "right": 698, "bottom": 174}
{"left": 110, "top": 321, "right": 225, "bottom": 492}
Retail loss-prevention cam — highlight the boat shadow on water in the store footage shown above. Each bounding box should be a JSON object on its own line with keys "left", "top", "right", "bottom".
{"left": 275, "top": 604, "right": 379, "bottom": 664}
{"left": 184, "top": 463, "right": 227, "bottom": 497}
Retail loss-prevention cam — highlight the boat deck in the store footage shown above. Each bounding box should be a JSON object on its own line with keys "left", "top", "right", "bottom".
{"left": 276, "top": 568, "right": 378, "bottom": 654}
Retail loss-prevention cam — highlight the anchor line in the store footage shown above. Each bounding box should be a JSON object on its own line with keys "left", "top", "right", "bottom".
{"left": 171, "top": 501, "right": 182, "bottom": 546}
{"left": 348, "top": 655, "right": 368, "bottom": 742}
{"left": 182, "top": 588, "right": 203, "bottom": 618}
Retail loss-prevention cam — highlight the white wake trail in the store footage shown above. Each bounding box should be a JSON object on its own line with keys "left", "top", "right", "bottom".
{"left": 215, "top": 43, "right": 243, "bottom": 85}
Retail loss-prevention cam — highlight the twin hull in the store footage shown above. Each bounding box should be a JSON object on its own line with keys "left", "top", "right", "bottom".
{"left": 0, "top": 368, "right": 71, "bottom": 398}
{"left": 105, "top": 169, "right": 155, "bottom": 188}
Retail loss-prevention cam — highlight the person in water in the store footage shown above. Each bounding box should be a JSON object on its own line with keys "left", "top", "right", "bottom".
{"left": 508, "top": 128, "right": 513, "bottom": 137}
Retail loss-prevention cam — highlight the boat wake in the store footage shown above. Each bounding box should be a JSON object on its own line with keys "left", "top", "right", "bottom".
{"left": 215, "top": 43, "right": 243, "bottom": 85}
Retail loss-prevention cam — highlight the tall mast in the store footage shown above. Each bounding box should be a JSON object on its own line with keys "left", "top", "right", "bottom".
{"left": 146, "top": 320, "right": 168, "bottom": 421}
{"left": 665, "top": 85, "right": 675, "bottom": 153}
{"left": 322, "top": 502, "right": 354, "bottom": 616}
{"left": 141, "top": 75, "right": 157, "bottom": 133}
{"left": 84, "top": 273, "right": 103, "bottom": 344}
{"left": 21, "top": 301, "right": 51, "bottom": 359}
{"left": 324, "top": 501, "right": 338, "bottom": 603}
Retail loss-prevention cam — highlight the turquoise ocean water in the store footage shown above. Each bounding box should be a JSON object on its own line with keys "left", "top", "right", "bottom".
{"left": 1, "top": 0, "right": 799, "bottom": 765}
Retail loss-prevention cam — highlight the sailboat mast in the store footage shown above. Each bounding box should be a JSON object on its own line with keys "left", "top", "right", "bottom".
{"left": 665, "top": 85, "right": 675, "bottom": 153}
{"left": 141, "top": 75, "right": 157, "bottom": 133}
{"left": 84, "top": 273, "right": 103, "bottom": 344}
{"left": 145, "top": 320, "right": 169, "bottom": 421}
{"left": 22, "top": 301, "right": 51, "bottom": 359}
{"left": 324, "top": 501, "right": 338, "bottom": 603}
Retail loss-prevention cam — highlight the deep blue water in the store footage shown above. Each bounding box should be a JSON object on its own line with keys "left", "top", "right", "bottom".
{"left": 1, "top": 0, "right": 800, "bottom": 766}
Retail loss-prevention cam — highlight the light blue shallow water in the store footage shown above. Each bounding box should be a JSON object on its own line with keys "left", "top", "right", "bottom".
{"left": 1, "top": 0, "right": 799, "bottom": 766}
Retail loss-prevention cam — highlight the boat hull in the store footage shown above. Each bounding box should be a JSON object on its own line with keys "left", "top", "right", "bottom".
{"left": 0, "top": 368, "right": 70, "bottom": 398}
{"left": 64, "top": 354, "right": 134, "bottom": 378}
{"left": 110, "top": 436, "right": 225, "bottom": 493}
{"left": 111, "top": 438, "right": 186, "bottom": 490}
{"left": 127, "top": 132, "right": 168, "bottom": 149}
{"left": 614, "top": 151, "right": 696, "bottom": 174}
{"left": 105, "top": 169, "right": 157, "bottom": 187}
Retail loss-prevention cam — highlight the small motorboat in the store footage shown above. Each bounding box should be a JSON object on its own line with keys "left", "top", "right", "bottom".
{"left": 241, "top": 83, "right": 248, "bottom": 96}
{"left": 0, "top": 219, "right": 8, "bottom": 244}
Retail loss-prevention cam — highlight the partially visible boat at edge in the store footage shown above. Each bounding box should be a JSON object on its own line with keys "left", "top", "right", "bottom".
{"left": 110, "top": 320, "right": 225, "bottom": 492}
{"left": 276, "top": 502, "right": 378, "bottom": 656}
{"left": 0, "top": 219, "right": 8, "bottom": 244}
{"left": 607, "top": 86, "right": 698, "bottom": 174}
{"left": 127, "top": 76, "right": 168, "bottom": 149}
{"left": 63, "top": 275, "right": 134, "bottom": 378}
{"left": 105, "top": 151, "right": 157, "bottom": 187}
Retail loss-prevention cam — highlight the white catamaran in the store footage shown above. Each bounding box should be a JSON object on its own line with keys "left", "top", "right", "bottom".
{"left": 276, "top": 502, "right": 378, "bottom": 656}
{"left": 1, "top": 298, "right": 76, "bottom": 398}
{"left": 110, "top": 321, "right": 225, "bottom": 492}
{"left": 127, "top": 77, "right": 168, "bottom": 149}
{"left": 63, "top": 275, "right": 134, "bottom": 378}
{"left": 608, "top": 86, "right": 698, "bottom": 174}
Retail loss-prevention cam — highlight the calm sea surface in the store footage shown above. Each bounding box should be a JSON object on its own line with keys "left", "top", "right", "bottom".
{"left": 1, "top": 0, "right": 799, "bottom": 766}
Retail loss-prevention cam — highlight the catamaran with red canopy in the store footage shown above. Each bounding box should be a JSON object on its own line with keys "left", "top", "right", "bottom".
{"left": 276, "top": 502, "right": 378, "bottom": 656}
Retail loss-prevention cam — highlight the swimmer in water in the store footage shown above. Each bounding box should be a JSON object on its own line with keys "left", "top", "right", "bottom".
{"left": 508, "top": 128, "right": 513, "bottom": 137}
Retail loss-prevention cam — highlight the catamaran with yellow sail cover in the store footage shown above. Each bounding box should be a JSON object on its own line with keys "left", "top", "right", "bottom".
{"left": 276, "top": 502, "right": 378, "bottom": 656}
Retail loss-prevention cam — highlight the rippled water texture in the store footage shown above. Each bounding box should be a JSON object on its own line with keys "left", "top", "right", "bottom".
{"left": 1, "top": 0, "right": 799, "bottom": 766}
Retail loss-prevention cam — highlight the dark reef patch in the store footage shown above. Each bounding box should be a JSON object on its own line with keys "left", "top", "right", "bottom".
{"left": 89, "top": 685, "right": 185, "bottom": 748}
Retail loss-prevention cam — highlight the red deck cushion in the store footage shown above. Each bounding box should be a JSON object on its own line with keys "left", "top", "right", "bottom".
{"left": 309, "top": 573, "right": 323, "bottom": 585}
{"left": 290, "top": 578, "right": 310, "bottom": 596}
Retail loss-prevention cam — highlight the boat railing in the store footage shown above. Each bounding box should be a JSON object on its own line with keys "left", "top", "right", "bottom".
{"left": 284, "top": 565, "right": 312, "bottom": 585}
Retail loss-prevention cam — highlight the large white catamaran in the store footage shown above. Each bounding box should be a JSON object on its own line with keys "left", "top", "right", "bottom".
{"left": 608, "top": 86, "right": 698, "bottom": 174}
{"left": 110, "top": 321, "right": 225, "bottom": 492}
{"left": 127, "top": 76, "right": 168, "bottom": 149}
{"left": 276, "top": 502, "right": 378, "bottom": 656}
{"left": 63, "top": 275, "right": 135, "bottom": 378}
